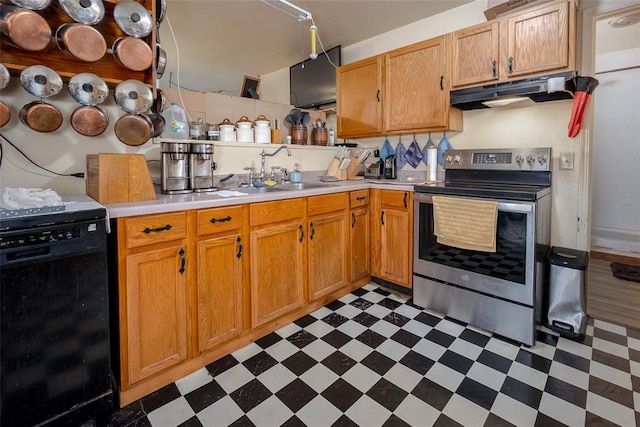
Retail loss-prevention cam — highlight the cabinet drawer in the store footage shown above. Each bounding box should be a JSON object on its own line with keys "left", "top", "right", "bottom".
{"left": 250, "top": 198, "right": 305, "bottom": 227}
{"left": 350, "top": 190, "right": 369, "bottom": 208}
{"left": 196, "top": 206, "right": 243, "bottom": 236}
{"left": 380, "top": 190, "right": 411, "bottom": 210}
{"left": 124, "top": 212, "right": 187, "bottom": 249}
{"left": 308, "top": 193, "right": 348, "bottom": 216}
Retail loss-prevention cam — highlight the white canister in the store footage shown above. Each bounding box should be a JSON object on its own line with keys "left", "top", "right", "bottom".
{"left": 254, "top": 127, "right": 271, "bottom": 144}
{"left": 236, "top": 127, "right": 254, "bottom": 143}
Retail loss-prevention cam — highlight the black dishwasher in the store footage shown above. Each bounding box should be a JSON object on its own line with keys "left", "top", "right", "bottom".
{"left": 0, "top": 196, "right": 114, "bottom": 427}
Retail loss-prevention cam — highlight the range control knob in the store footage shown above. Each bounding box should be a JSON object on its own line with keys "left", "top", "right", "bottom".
{"left": 526, "top": 155, "right": 535, "bottom": 165}
{"left": 452, "top": 155, "right": 461, "bottom": 164}
{"left": 537, "top": 154, "right": 548, "bottom": 165}
{"left": 445, "top": 155, "right": 453, "bottom": 163}
{"left": 515, "top": 154, "right": 524, "bottom": 165}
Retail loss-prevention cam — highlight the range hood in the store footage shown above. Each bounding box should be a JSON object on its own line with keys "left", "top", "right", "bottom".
{"left": 450, "top": 71, "right": 575, "bottom": 110}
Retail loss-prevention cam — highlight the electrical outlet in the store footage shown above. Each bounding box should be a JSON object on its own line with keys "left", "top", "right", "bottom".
{"left": 559, "top": 152, "right": 574, "bottom": 170}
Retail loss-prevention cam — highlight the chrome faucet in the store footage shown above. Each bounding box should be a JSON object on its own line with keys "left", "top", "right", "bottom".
{"left": 259, "top": 146, "right": 291, "bottom": 181}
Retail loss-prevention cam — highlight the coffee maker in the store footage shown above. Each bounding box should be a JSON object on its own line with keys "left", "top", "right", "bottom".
{"left": 161, "top": 142, "right": 191, "bottom": 194}
{"left": 189, "top": 143, "right": 215, "bottom": 192}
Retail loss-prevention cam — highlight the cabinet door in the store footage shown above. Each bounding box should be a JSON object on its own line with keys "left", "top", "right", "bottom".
{"left": 379, "top": 208, "right": 411, "bottom": 288}
{"left": 451, "top": 21, "right": 500, "bottom": 87}
{"left": 350, "top": 206, "right": 370, "bottom": 282}
{"left": 125, "top": 245, "right": 188, "bottom": 384}
{"left": 384, "top": 36, "right": 448, "bottom": 132}
{"left": 250, "top": 221, "right": 306, "bottom": 327}
{"left": 308, "top": 212, "right": 349, "bottom": 300}
{"left": 504, "top": 1, "right": 570, "bottom": 77}
{"left": 197, "top": 234, "right": 243, "bottom": 353}
{"left": 337, "top": 56, "right": 383, "bottom": 138}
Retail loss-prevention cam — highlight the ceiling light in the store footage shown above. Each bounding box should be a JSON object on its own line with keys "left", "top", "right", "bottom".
{"left": 608, "top": 11, "right": 640, "bottom": 28}
{"left": 482, "top": 97, "right": 534, "bottom": 108}
{"left": 262, "top": 0, "right": 312, "bottom": 21}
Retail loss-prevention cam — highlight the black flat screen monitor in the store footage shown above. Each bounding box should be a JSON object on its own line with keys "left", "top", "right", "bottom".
{"left": 290, "top": 45, "right": 341, "bottom": 109}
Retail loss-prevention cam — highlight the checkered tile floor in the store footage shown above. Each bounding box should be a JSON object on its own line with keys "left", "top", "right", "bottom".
{"left": 105, "top": 284, "right": 640, "bottom": 427}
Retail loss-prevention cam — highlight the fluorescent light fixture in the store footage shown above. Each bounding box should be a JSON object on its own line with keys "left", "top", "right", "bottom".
{"left": 262, "top": 0, "right": 312, "bottom": 21}
{"left": 482, "top": 97, "right": 533, "bottom": 108}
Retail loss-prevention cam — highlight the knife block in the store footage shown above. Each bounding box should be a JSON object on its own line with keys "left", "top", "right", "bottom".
{"left": 325, "top": 156, "right": 364, "bottom": 180}
{"left": 86, "top": 153, "right": 156, "bottom": 204}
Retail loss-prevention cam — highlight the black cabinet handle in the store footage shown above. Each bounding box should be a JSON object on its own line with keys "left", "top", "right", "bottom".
{"left": 179, "top": 248, "right": 185, "bottom": 274}
{"left": 403, "top": 192, "right": 408, "bottom": 208}
{"left": 508, "top": 56, "right": 513, "bottom": 74}
{"left": 376, "top": 89, "right": 380, "bottom": 102}
{"left": 299, "top": 224, "right": 304, "bottom": 242}
{"left": 236, "top": 236, "right": 242, "bottom": 258}
{"left": 356, "top": 196, "right": 366, "bottom": 201}
{"left": 380, "top": 211, "right": 385, "bottom": 225}
{"left": 492, "top": 60, "right": 497, "bottom": 78}
{"left": 310, "top": 222, "right": 315, "bottom": 240}
{"left": 143, "top": 224, "right": 172, "bottom": 234}
{"left": 210, "top": 216, "right": 232, "bottom": 224}
{"left": 440, "top": 75, "right": 444, "bottom": 91}
{"left": 352, "top": 212, "right": 356, "bottom": 228}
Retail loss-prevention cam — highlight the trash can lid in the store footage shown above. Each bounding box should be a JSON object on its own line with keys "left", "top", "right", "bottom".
{"left": 547, "top": 246, "right": 589, "bottom": 270}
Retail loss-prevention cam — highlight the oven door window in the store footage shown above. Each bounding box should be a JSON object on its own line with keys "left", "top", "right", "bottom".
{"left": 416, "top": 203, "right": 528, "bottom": 284}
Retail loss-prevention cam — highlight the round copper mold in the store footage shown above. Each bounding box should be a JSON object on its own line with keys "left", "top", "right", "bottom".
{"left": 0, "top": 102, "right": 10, "bottom": 128}
{"left": 0, "top": 6, "right": 52, "bottom": 51}
{"left": 55, "top": 23, "right": 106, "bottom": 62}
{"left": 114, "top": 113, "right": 152, "bottom": 146}
{"left": 112, "top": 36, "right": 153, "bottom": 72}
{"left": 19, "top": 101, "right": 63, "bottom": 133}
{"left": 70, "top": 105, "right": 109, "bottom": 137}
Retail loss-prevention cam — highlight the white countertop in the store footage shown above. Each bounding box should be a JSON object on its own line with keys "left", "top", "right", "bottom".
{"left": 105, "top": 179, "right": 418, "bottom": 218}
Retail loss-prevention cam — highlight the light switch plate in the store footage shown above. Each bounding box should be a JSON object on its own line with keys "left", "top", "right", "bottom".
{"left": 560, "top": 152, "right": 574, "bottom": 170}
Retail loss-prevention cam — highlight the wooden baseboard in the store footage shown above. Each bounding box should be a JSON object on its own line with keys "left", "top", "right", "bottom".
{"left": 590, "top": 250, "right": 640, "bottom": 266}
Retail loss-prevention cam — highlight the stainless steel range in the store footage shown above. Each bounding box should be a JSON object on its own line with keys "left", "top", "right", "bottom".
{"left": 412, "top": 147, "right": 552, "bottom": 346}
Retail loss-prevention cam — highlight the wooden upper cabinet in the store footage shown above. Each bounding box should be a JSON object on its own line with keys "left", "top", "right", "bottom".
{"left": 504, "top": 0, "right": 571, "bottom": 78}
{"left": 384, "top": 35, "right": 454, "bottom": 132}
{"left": 451, "top": 21, "right": 500, "bottom": 88}
{"left": 337, "top": 56, "right": 383, "bottom": 138}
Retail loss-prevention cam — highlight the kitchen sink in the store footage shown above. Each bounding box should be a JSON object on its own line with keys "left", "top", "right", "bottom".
{"left": 235, "top": 182, "right": 336, "bottom": 194}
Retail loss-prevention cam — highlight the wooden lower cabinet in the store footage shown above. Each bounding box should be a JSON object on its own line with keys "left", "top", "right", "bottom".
{"left": 118, "top": 213, "right": 189, "bottom": 386}
{"left": 371, "top": 189, "right": 413, "bottom": 288}
{"left": 350, "top": 190, "right": 370, "bottom": 282}
{"left": 308, "top": 193, "right": 349, "bottom": 301}
{"left": 249, "top": 198, "right": 306, "bottom": 328}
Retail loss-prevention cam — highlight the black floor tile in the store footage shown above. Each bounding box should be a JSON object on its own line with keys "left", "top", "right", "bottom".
{"left": 331, "top": 414, "right": 359, "bottom": 427}
{"left": 321, "top": 378, "right": 363, "bottom": 412}
{"left": 141, "top": 383, "right": 181, "bottom": 413}
{"left": 483, "top": 413, "right": 516, "bottom": 427}
{"left": 382, "top": 312, "right": 410, "bottom": 327}
{"left": 177, "top": 417, "right": 203, "bottom": 427}
{"left": 456, "top": 377, "right": 498, "bottom": 410}
{"left": 322, "top": 351, "right": 357, "bottom": 375}
{"left": 399, "top": 350, "right": 435, "bottom": 375}
{"left": 275, "top": 378, "right": 318, "bottom": 412}
{"left": 322, "top": 329, "right": 352, "bottom": 349}
{"left": 439, "top": 350, "right": 474, "bottom": 375}
{"left": 411, "top": 377, "right": 453, "bottom": 411}
{"left": 459, "top": 329, "right": 491, "bottom": 348}
{"left": 282, "top": 415, "right": 306, "bottom": 427}
{"left": 282, "top": 351, "right": 317, "bottom": 376}
{"left": 534, "top": 412, "right": 567, "bottom": 427}
{"left": 426, "top": 329, "right": 456, "bottom": 348}
{"left": 206, "top": 354, "right": 239, "bottom": 377}
{"left": 294, "top": 314, "right": 318, "bottom": 328}
{"left": 500, "top": 377, "right": 543, "bottom": 409}
{"left": 544, "top": 376, "right": 587, "bottom": 408}
{"left": 373, "top": 287, "right": 391, "bottom": 297}
{"left": 552, "top": 348, "right": 590, "bottom": 373}
{"left": 254, "top": 332, "right": 282, "bottom": 349}
{"left": 286, "top": 330, "right": 317, "bottom": 349}
{"left": 350, "top": 288, "right": 368, "bottom": 297}
{"left": 229, "top": 415, "right": 255, "bottom": 427}
{"left": 536, "top": 331, "right": 559, "bottom": 347}
{"left": 325, "top": 299, "right": 345, "bottom": 311}
{"left": 378, "top": 298, "right": 402, "bottom": 310}
{"left": 515, "top": 349, "right": 552, "bottom": 374}
{"left": 356, "top": 329, "right": 386, "bottom": 349}
{"left": 243, "top": 351, "right": 278, "bottom": 376}
{"left": 477, "top": 349, "right": 513, "bottom": 374}
{"left": 366, "top": 378, "right": 408, "bottom": 411}
{"left": 184, "top": 380, "right": 226, "bottom": 413}
{"left": 433, "top": 413, "right": 464, "bottom": 427}
{"left": 361, "top": 350, "right": 395, "bottom": 375}
{"left": 350, "top": 298, "right": 374, "bottom": 310}
{"left": 102, "top": 401, "right": 146, "bottom": 427}
{"left": 229, "top": 379, "right": 272, "bottom": 413}
{"left": 390, "top": 329, "right": 421, "bottom": 348}
{"left": 444, "top": 316, "right": 467, "bottom": 327}
{"left": 414, "top": 311, "right": 442, "bottom": 328}
{"left": 382, "top": 414, "right": 412, "bottom": 427}
{"left": 322, "top": 312, "right": 349, "bottom": 328}
{"left": 353, "top": 312, "right": 380, "bottom": 327}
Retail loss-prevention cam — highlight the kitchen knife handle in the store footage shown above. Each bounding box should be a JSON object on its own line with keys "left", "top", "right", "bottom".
{"left": 299, "top": 224, "right": 304, "bottom": 242}
{"left": 143, "top": 224, "right": 172, "bottom": 234}
{"left": 380, "top": 211, "right": 385, "bottom": 225}
{"left": 492, "top": 60, "right": 497, "bottom": 78}
{"left": 403, "top": 192, "right": 408, "bottom": 208}
{"left": 210, "top": 216, "right": 232, "bottom": 224}
{"left": 440, "top": 75, "right": 444, "bottom": 91}
{"left": 310, "top": 222, "right": 315, "bottom": 240}
{"left": 179, "top": 248, "right": 185, "bottom": 274}
{"left": 507, "top": 57, "right": 513, "bottom": 74}
{"left": 236, "top": 236, "right": 242, "bottom": 258}
{"left": 352, "top": 213, "right": 356, "bottom": 228}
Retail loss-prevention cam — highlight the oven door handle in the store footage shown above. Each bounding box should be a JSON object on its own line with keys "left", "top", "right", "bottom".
{"left": 413, "top": 193, "right": 534, "bottom": 213}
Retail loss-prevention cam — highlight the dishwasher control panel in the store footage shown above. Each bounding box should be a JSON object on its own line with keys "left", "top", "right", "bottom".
{"left": 0, "top": 226, "right": 81, "bottom": 249}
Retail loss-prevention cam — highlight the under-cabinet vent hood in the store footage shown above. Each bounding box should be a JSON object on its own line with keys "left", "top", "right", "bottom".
{"left": 450, "top": 71, "right": 576, "bottom": 110}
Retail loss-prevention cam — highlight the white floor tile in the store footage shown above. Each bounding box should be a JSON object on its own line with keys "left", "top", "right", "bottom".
{"left": 335, "top": 303, "right": 362, "bottom": 319}
{"left": 337, "top": 319, "right": 367, "bottom": 338}
{"left": 214, "top": 363, "right": 255, "bottom": 394}
{"left": 394, "top": 304, "right": 421, "bottom": 320}
{"left": 174, "top": 367, "right": 212, "bottom": 396}
{"left": 402, "top": 319, "right": 433, "bottom": 338}
{"left": 341, "top": 363, "right": 381, "bottom": 393}
{"left": 425, "top": 362, "right": 465, "bottom": 393}
{"left": 631, "top": 360, "right": 640, "bottom": 377}
{"left": 412, "top": 338, "right": 447, "bottom": 362}
{"left": 450, "top": 338, "right": 483, "bottom": 361}
{"left": 302, "top": 338, "right": 336, "bottom": 362}
{"left": 394, "top": 394, "right": 441, "bottom": 427}
{"left": 594, "top": 319, "right": 627, "bottom": 336}
{"left": 147, "top": 397, "right": 195, "bottom": 427}
{"left": 304, "top": 319, "right": 335, "bottom": 338}
{"left": 299, "top": 364, "right": 339, "bottom": 392}
{"left": 376, "top": 339, "right": 411, "bottom": 362}
{"left": 634, "top": 391, "right": 640, "bottom": 412}
{"left": 538, "top": 392, "right": 586, "bottom": 427}
{"left": 231, "top": 342, "right": 262, "bottom": 362}
{"left": 628, "top": 336, "right": 640, "bottom": 351}
{"left": 548, "top": 361, "right": 590, "bottom": 390}
{"left": 467, "top": 362, "right": 507, "bottom": 392}
{"left": 383, "top": 363, "right": 423, "bottom": 392}
{"left": 197, "top": 395, "right": 244, "bottom": 426}
{"left": 508, "top": 362, "right": 549, "bottom": 391}
{"left": 361, "top": 291, "right": 386, "bottom": 304}
{"left": 337, "top": 293, "right": 358, "bottom": 304}
{"left": 246, "top": 395, "right": 294, "bottom": 427}
{"left": 556, "top": 337, "right": 593, "bottom": 360}
{"left": 490, "top": 393, "right": 539, "bottom": 427}
{"left": 485, "top": 338, "right": 520, "bottom": 361}
{"left": 310, "top": 306, "right": 334, "bottom": 319}
{"left": 589, "top": 360, "right": 633, "bottom": 390}
{"left": 339, "top": 338, "right": 374, "bottom": 362}
{"left": 593, "top": 336, "right": 630, "bottom": 360}
{"left": 525, "top": 341, "right": 557, "bottom": 360}
{"left": 257, "top": 363, "right": 297, "bottom": 393}
{"left": 364, "top": 303, "right": 392, "bottom": 319}
{"left": 344, "top": 395, "right": 392, "bottom": 427}
{"left": 296, "top": 395, "right": 342, "bottom": 427}
{"left": 442, "top": 394, "right": 489, "bottom": 426}
{"left": 265, "top": 339, "right": 300, "bottom": 362}
{"left": 434, "top": 319, "right": 466, "bottom": 337}
{"left": 275, "top": 322, "right": 302, "bottom": 338}
{"left": 370, "top": 319, "right": 400, "bottom": 338}
{"left": 587, "top": 391, "right": 637, "bottom": 427}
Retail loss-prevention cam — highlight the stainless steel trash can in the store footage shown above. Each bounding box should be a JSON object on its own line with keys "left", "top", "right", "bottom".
{"left": 546, "top": 247, "right": 589, "bottom": 340}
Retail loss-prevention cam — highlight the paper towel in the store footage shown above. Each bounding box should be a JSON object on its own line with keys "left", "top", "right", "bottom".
{"left": 427, "top": 148, "right": 437, "bottom": 182}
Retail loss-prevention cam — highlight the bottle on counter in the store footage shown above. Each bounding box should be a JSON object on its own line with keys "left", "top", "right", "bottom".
{"left": 290, "top": 164, "right": 302, "bottom": 183}
{"left": 162, "top": 102, "right": 189, "bottom": 140}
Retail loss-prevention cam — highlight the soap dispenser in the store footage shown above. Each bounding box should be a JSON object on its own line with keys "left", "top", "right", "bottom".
{"left": 290, "top": 164, "right": 302, "bottom": 183}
